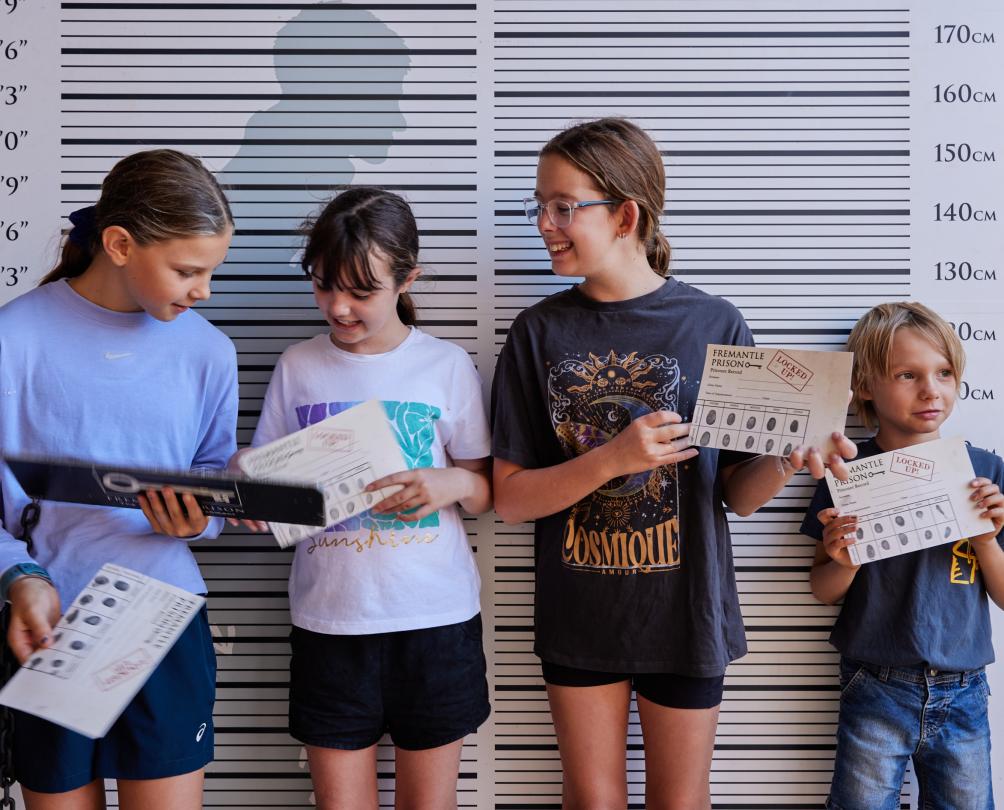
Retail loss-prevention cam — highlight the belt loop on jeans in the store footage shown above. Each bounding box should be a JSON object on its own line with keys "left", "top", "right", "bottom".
{"left": 877, "top": 665, "right": 891, "bottom": 682}
{"left": 960, "top": 670, "right": 969, "bottom": 687}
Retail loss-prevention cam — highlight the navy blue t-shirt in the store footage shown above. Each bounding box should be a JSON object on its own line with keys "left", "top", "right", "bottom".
{"left": 801, "top": 437, "right": 1004, "bottom": 670}
{"left": 492, "top": 278, "right": 754, "bottom": 676}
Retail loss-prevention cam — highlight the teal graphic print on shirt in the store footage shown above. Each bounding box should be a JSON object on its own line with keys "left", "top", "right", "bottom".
{"left": 294, "top": 399, "right": 441, "bottom": 531}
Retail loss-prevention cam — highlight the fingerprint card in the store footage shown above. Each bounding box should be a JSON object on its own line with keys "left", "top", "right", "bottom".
{"left": 0, "top": 564, "right": 204, "bottom": 738}
{"left": 688, "top": 345, "right": 852, "bottom": 457}
{"left": 824, "top": 437, "right": 993, "bottom": 566}
{"left": 238, "top": 399, "right": 408, "bottom": 548}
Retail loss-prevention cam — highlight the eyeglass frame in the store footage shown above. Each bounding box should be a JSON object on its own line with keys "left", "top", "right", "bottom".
{"left": 522, "top": 197, "right": 622, "bottom": 228}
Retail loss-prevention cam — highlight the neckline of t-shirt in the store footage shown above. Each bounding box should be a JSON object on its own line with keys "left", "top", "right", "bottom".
{"left": 53, "top": 278, "right": 161, "bottom": 329}
{"left": 568, "top": 277, "right": 679, "bottom": 312}
{"left": 321, "top": 325, "right": 420, "bottom": 362}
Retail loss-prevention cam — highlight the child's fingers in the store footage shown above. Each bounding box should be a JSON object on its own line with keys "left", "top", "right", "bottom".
{"left": 832, "top": 432, "right": 858, "bottom": 461}
{"left": 659, "top": 446, "right": 699, "bottom": 466}
{"left": 816, "top": 507, "right": 840, "bottom": 526}
{"left": 804, "top": 448, "right": 826, "bottom": 479}
{"left": 397, "top": 503, "right": 435, "bottom": 522}
{"left": 366, "top": 470, "right": 415, "bottom": 492}
{"left": 827, "top": 454, "right": 851, "bottom": 482}
{"left": 138, "top": 492, "right": 165, "bottom": 534}
{"left": 371, "top": 484, "right": 420, "bottom": 514}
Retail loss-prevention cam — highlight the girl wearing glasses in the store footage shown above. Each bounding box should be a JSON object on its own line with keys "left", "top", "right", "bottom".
{"left": 491, "top": 118, "right": 854, "bottom": 808}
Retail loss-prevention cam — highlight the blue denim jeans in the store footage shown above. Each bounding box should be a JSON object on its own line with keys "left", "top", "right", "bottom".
{"left": 827, "top": 658, "right": 994, "bottom": 810}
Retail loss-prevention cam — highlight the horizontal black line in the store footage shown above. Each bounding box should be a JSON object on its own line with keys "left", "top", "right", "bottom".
{"left": 63, "top": 183, "right": 477, "bottom": 191}
{"left": 63, "top": 92, "right": 475, "bottom": 100}
{"left": 499, "top": 149, "right": 909, "bottom": 157}
{"left": 501, "top": 209, "right": 908, "bottom": 217}
{"left": 494, "top": 30, "right": 908, "bottom": 39}
{"left": 236, "top": 228, "right": 475, "bottom": 236}
{"left": 496, "top": 90, "right": 908, "bottom": 98}
{"left": 62, "top": 138, "right": 475, "bottom": 146}
{"left": 63, "top": 2, "right": 475, "bottom": 7}
{"left": 62, "top": 47, "right": 475, "bottom": 54}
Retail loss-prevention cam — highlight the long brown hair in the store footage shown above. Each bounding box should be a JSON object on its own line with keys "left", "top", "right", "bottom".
{"left": 542, "top": 118, "right": 671, "bottom": 276}
{"left": 301, "top": 187, "right": 420, "bottom": 326}
{"left": 41, "top": 149, "right": 233, "bottom": 285}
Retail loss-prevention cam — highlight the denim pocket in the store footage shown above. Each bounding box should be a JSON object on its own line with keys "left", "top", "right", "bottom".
{"left": 975, "top": 672, "right": 992, "bottom": 704}
{"left": 838, "top": 661, "right": 867, "bottom": 697}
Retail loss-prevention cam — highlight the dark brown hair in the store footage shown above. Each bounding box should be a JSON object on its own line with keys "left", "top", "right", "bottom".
{"left": 41, "top": 149, "right": 233, "bottom": 285}
{"left": 301, "top": 187, "right": 419, "bottom": 326}
{"left": 542, "top": 117, "right": 671, "bottom": 276}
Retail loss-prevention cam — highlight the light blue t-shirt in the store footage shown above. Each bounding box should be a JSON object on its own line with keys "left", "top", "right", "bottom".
{"left": 0, "top": 279, "right": 238, "bottom": 605}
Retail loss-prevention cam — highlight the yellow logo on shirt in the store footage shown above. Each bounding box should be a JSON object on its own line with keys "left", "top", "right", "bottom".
{"left": 950, "top": 538, "right": 979, "bottom": 585}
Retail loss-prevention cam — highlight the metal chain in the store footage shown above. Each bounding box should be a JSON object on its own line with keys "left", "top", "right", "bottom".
{"left": 0, "top": 499, "right": 41, "bottom": 810}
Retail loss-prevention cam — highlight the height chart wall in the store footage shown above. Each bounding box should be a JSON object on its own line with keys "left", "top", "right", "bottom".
{"left": 2, "top": 1, "right": 1003, "bottom": 807}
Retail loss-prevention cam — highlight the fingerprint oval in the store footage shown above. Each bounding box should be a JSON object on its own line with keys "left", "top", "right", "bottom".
{"left": 746, "top": 416, "right": 757, "bottom": 430}
{"left": 705, "top": 410, "right": 717, "bottom": 426}
{"left": 766, "top": 417, "right": 777, "bottom": 431}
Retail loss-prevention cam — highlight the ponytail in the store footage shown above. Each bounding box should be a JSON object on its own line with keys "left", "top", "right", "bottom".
{"left": 646, "top": 229, "right": 672, "bottom": 278}
{"left": 397, "top": 292, "right": 417, "bottom": 326}
{"left": 40, "top": 240, "right": 93, "bottom": 286}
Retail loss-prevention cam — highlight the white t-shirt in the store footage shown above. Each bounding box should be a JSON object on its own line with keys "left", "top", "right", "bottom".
{"left": 252, "top": 328, "right": 489, "bottom": 635}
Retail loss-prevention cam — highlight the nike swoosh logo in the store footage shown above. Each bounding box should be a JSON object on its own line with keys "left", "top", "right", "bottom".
{"left": 104, "top": 352, "right": 134, "bottom": 360}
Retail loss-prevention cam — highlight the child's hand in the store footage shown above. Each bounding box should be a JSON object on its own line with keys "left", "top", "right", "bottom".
{"left": 969, "top": 478, "right": 1004, "bottom": 546}
{"left": 223, "top": 450, "right": 270, "bottom": 531}
{"left": 139, "top": 488, "right": 209, "bottom": 537}
{"left": 604, "top": 411, "right": 698, "bottom": 476}
{"left": 367, "top": 467, "right": 467, "bottom": 522}
{"left": 7, "top": 577, "right": 61, "bottom": 664}
{"left": 787, "top": 432, "right": 858, "bottom": 481}
{"left": 818, "top": 507, "right": 861, "bottom": 570}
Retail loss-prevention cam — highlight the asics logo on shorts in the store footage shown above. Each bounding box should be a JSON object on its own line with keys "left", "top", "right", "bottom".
{"left": 196, "top": 722, "right": 207, "bottom": 742}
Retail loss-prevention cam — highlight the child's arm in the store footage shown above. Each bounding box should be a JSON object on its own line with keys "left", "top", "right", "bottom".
{"left": 494, "top": 410, "right": 697, "bottom": 524}
{"left": 809, "top": 507, "right": 861, "bottom": 604}
{"left": 969, "top": 477, "right": 1004, "bottom": 609}
{"left": 368, "top": 456, "right": 492, "bottom": 520}
{"left": 720, "top": 432, "right": 858, "bottom": 517}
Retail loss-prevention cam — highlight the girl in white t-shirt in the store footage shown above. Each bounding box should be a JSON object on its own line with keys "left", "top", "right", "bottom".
{"left": 249, "top": 187, "right": 492, "bottom": 809}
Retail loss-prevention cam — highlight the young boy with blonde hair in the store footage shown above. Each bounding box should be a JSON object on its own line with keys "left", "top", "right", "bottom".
{"left": 802, "top": 301, "right": 1004, "bottom": 810}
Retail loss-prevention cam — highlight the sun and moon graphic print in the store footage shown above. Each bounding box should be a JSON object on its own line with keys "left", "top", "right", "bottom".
{"left": 548, "top": 350, "right": 682, "bottom": 576}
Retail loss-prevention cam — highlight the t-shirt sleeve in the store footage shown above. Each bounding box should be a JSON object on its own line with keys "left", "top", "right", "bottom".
{"left": 444, "top": 352, "right": 491, "bottom": 461}
{"left": 800, "top": 477, "right": 835, "bottom": 541}
{"left": 491, "top": 319, "right": 551, "bottom": 469}
{"left": 251, "top": 360, "right": 292, "bottom": 448}
{"left": 717, "top": 306, "right": 758, "bottom": 470}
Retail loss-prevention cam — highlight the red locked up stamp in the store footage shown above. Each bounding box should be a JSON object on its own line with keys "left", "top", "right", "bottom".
{"left": 93, "top": 648, "right": 152, "bottom": 691}
{"left": 767, "top": 350, "right": 814, "bottom": 392}
{"left": 890, "top": 452, "right": 935, "bottom": 481}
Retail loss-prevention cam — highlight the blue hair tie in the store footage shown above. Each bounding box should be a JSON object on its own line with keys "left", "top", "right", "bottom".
{"left": 68, "top": 205, "right": 98, "bottom": 247}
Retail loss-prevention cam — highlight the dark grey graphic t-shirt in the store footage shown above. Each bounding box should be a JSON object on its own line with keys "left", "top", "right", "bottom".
{"left": 492, "top": 279, "right": 754, "bottom": 676}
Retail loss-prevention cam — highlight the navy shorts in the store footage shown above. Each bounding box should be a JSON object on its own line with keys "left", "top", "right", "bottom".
{"left": 12, "top": 605, "right": 216, "bottom": 794}
{"left": 541, "top": 660, "right": 724, "bottom": 709}
{"left": 289, "top": 614, "right": 490, "bottom": 751}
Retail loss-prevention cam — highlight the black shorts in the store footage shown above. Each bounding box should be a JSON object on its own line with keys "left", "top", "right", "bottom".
{"left": 541, "top": 660, "right": 724, "bottom": 709}
{"left": 289, "top": 614, "right": 490, "bottom": 751}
